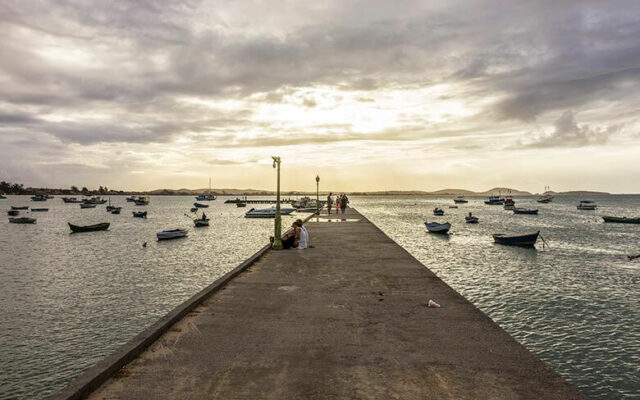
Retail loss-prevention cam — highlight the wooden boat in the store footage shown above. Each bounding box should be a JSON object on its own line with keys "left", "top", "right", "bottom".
{"left": 11, "top": 206, "right": 29, "bottom": 210}
{"left": 493, "top": 231, "right": 540, "bottom": 247}
{"left": 110, "top": 209, "right": 121, "bottom": 214}
{"left": 465, "top": 215, "right": 479, "bottom": 223}
{"left": 30, "top": 208, "right": 49, "bottom": 212}
{"left": 425, "top": 222, "right": 451, "bottom": 234}
{"left": 157, "top": 229, "right": 188, "bottom": 240}
{"left": 577, "top": 200, "right": 597, "bottom": 210}
{"left": 62, "top": 197, "right": 82, "bottom": 203}
{"left": 69, "top": 222, "right": 110, "bottom": 233}
{"left": 134, "top": 197, "right": 149, "bottom": 206}
{"left": 245, "top": 207, "right": 296, "bottom": 218}
{"left": 193, "top": 202, "right": 209, "bottom": 208}
{"left": 537, "top": 186, "right": 553, "bottom": 203}
{"left": 194, "top": 218, "right": 210, "bottom": 227}
{"left": 513, "top": 208, "right": 539, "bottom": 215}
{"left": 80, "top": 203, "right": 97, "bottom": 209}
{"left": 7, "top": 210, "right": 19, "bottom": 216}
{"left": 433, "top": 208, "right": 444, "bottom": 216}
{"left": 132, "top": 211, "right": 147, "bottom": 218}
{"left": 236, "top": 202, "right": 247, "bottom": 208}
{"left": 31, "top": 195, "right": 47, "bottom": 202}
{"left": 484, "top": 196, "right": 505, "bottom": 205}
{"left": 82, "top": 197, "right": 107, "bottom": 204}
{"left": 602, "top": 216, "right": 640, "bottom": 224}
{"left": 453, "top": 196, "right": 468, "bottom": 204}
{"left": 503, "top": 197, "right": 515, "bottom": 210}
{"left": 9, "top": 217, "right": 36, "bottom": 224}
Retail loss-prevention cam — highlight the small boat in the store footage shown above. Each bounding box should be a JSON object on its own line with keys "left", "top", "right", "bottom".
{"left": 537, "top": 186, "right": 554, "bottom": 203}
{"left": 126, "top": 195, "right": 137, "bottom": 202}
{"left": 465, "top": 214, "right": 479, "bottom": 223}
{"left": 453, "top": 196, "right": 468, "bottom": 204}
{"left": 433, "top": 208, "right": 444, "bottom": 216}
{"left": 110, "top": 208, "right": 121, "bottom": 214}
{"left": 11, "top": 206, "right": 29, "bottom": 210}
{"left": 7, "top": 210, "right": 19, "bottom": 216}
{"left": 195, "top": 178, "right": 217, "bottom": 201}
{"left": 30, "top": 208, "right": 48, "bottom": 212}
{"left": 449, "top": 205, "right": 458, "bottom": 209}
{"left": 62, "top": 197, "right": 82, "bottom": 203}
{"left": 245, "top": 207, "right": 296, "bottom": 218}
{"left": 236, "top": 202, "right": 247, "bottom": 208}
{"left": 513, "top": 208, "right": 539, "bottom": 215}
{"left": 157, "top": 229, "right": 188, "bottom": 240}
{"left": 9, "top": 217, "right": 36, "bottom": 224}
{"left": 80, "top": 203, "right": 97, "bottom": 209}
{"left": 134, "top": 197, "right": 150, "bottom": 206}
{"left": 82, "top": 197, "right": 107, "bottom": 204}
{"left": 31, "top": 195, "right": 47, "bottom": 202}
{"left": 69, "top": 222, "right": 110, "bottom": 233}
{"left": 190, "top": 207, "right": 198, "bottom": 212}
{"left": 132, "top": 211, "right": 147, "bottom": 218}
{"left": 493, "top": 231, "right": 540, "bottom": 247}
{"left": 602, "top": 216, "right": 640, "bottom": 224}
{"left": 503, "top": 197, "right": 516, "bottom": 210}
{"left": 577, "top": 200, "right": 597, "bottom": 210}
{"left": 193, "top": 202, "right": 209, "bottom": 208}
{"left": 484, "top": 196, "right": 505, "bottom": 205}
{"left": 425, "top": 221, "right": 451, "bottom": 234}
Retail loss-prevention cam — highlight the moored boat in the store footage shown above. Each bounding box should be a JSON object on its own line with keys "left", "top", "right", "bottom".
{"left": 245, "top": 207, "right": 296, "bottom": 218}
{"left": 193, "top": 202, "right": 209, "bottom": 208}
{"left": 62, "top": 197, "right": 82, "bottom": 203}
{"left": 236, "top": 202, "right": 247, "bottom": 208}
{"left": 465, "top": 214, "right": 479, "bottom": 223}
{"left": 484, "top": 196, "right": 505, "bottom": 205}
{"left": 195, "top": 177, "right": 217, "bottom": 201}
{"left": 493, "top": 231, "right": 540, "bottom": 247}
{"left": 602, "top": 216, "right": 640, "bottom": 224}
{"left": 11, "top": 206, "right": 29, "bottom": 210}
{"left": 9, "top": 217, "right": 36, "bottom": 224}
{"left": 7, "top": 210, "right": 19, "bottom": 216}
{"left": 157, "top": 229, "right": 188, "bottom": 240}
{"left": 126, "top": 195, "right": 137, "bottom": 202}
{"left": 537, "top": 186, "right": 553, "bottom": 203}
{"left": 577, "top": 200, "right": 597, "bottom": 210}
{"left": 80, "top": 203, "right": 97, "bottom": 209}
{"left": 503, "top": 196, "right": 516, "bottom": 210}
{"left": 31, "top": 195, "right": 47, "bottom": 202}
{"left": 69, "top": 222, "right": 110, "bottom": 233}
{"left": 453, "top": 196, "right": 468, "bottom": 204}
{"left": 110, "top": 208, "right": 121, "bottom": 214}
{"left": 433, "top": 208, "right": 444, "bottom": 216}
{"left": 30, "top": 208, "right": 49, "bottom": 212}
{"left": 513, "top": 208, "right": 539, "bottom": 215}
{"left": 134, "top": 196, "right": 150, "bottom": 206}
{"left": 425, "top": 221, "right": 451, "bottom": 234}
{"left": 132, "top": 211, "right": 147, "bottom": 218}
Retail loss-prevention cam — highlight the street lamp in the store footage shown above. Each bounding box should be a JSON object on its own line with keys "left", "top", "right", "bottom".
{"left": 315, "top": 175, "right": 320, "bottom": 215}
{"left": 272, "top": 156, "right": 283, "bottom": 250}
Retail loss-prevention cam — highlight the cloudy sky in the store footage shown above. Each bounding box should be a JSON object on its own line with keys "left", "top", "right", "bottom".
{"left": 1, "top": 0, "right": 639, "bottom": 193}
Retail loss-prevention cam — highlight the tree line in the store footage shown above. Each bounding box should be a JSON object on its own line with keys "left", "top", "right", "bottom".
{"left": 1, "top": 181, "right": 119, "bottom": 195}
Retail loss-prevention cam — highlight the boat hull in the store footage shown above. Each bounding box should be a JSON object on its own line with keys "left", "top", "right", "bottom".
{"left": 193, "top": 203, "right": 209, "bottom": 208}
{"left": 132, "top": 211, "right": 147, "bottom": 218}
{"left": 11, "top": 206, "right": 29, "bottom": 210}
{"left": 513, "top": 208, "right": 539, "bottom": 215}
{"left": 465, "top": 217, "right": 479, "bottom": 223}
{"left": 9, "top": 217, "right": 36, "bottom": 224}
{"left": 425, "top": 222, "right": 451, "bottom": 234}
{"left": 602, "top": 216, "right": 640, "bottom": 224}
{"left": 157, "top": 230, "right": 188, "bottom": 240}
{"left": 69, "top": 222, "right": 109, "bottom": 233}
{"left": 493, "top": 231, "right": 540, "bottom": 247}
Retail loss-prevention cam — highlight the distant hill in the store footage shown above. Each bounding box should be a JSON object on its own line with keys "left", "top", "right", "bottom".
{"left": 474, "top": 187, "right": 532, "bottom": 196}
{"left": 546, "top": 190, "right": 611, "bottom": 196}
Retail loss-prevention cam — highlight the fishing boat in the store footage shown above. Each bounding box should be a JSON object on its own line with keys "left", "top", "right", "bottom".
{"left": 132, "top": 211, "right": 147, "bottom": 218}
{"left": 80, "top": 203, "right": 97, "bottom": 209}
{"left": 503, "top": 197, "right": 516, "bottom": 210}
{"left": 236, "top": 202, "right": 247, "bottom": 208}
{"left": 537, "top": 186, "right": 554, "bottom": 203}
{"left": 126, "top": 195, "right": 137, "bottom": 202}
{"left": 245, "top": 207, "right": 296, "bottom": 218}
{"left": 453, "top": 196, "right": 468, "bottom": 204}
{"left": 9, "top": 217, "right": 36, "bottom": 224}
{"left": 602, "top": 216, "right": 640, "bottom": 224}
{"left": 513, "top": 208, "right": 539, "bottom": 215}
{"left": 493, "top": 231, "right": 540, "bottom": 247}
{"left": 195, "top": 177, "right": 217, "bottom": 201}
{"left": 69, "top": 222, "right": 110, "bottom": 233}
{"left": 157, "top": 229, "right": 188, "bottom": 240}
{"left": 62, "top": 197, "right": 82, "bottom": 203}
{"left": 110, "top": 208, "right": 121, "bottom": 214}
{"left": 30, "top": 195, "right": 47, "bottom": 202}
{"left": 30, "top": 208, "right": 48, "bottom": 212}
{"left": 425, "top": 221, "right": 451, "bottom": 234}
{"left": 484, "top": 196, "right": 505, "bottom": 205}
{"left": 193, "top": 213, "right": 210, "bottom": 227}
{"left": 11, "top": 206, "right": 29, "bottom": 210}
{"left": 577, "top": 200, "right": 597, "bottom": 210}
{"left": 433, "top": 208, "right": 444, "bottom": 216}
{"left": 193, "top": 202, "right": 209, "bottom": 208}
{"left": 134, "top": 197, "right": 150, "bottom": 206}
{"left": 465, "top": 214, "right": 479, "bottom": 223}
{"left": 82, "top": 197, "right": 107, "bottom": 204}
{"left": 7, "top": 210, "right": 19, "bottom": 216}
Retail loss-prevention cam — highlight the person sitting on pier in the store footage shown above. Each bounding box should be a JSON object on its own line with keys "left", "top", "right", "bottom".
{"left": 296, "top": 219, "right": 309, "bottom": 249}
{"left": 282, "top": 220, "right": 302, "bottom": 249}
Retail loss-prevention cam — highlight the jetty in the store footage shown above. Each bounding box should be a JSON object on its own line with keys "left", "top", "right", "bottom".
{"left": 224, "top": 198, "right": 294, "bottom": 204}
{"left": 50, "top": 208, "right": 585, "bottom": 400}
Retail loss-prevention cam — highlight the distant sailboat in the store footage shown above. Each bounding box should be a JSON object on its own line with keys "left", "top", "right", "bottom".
{"left": 195, "top": 177, "right": 216, "bottom": 201}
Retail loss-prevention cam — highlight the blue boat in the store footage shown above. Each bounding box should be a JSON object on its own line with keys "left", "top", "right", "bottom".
{"left": 493, "top": 231, "right": 540, "bottom": 247}
{"left": 484, "top": 196, "right": 505, "bottom": 205}
{"left": 132, "top": 211, "right": 147, "bottom": 218}
{"left": 433, "top": 208, "right": 444, "bottom": 216}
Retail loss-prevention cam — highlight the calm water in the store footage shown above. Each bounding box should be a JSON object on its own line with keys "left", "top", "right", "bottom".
{"left": 355, "top": 195, "right": 639, "bottom": 400}
{"left": 0, "top": 195, "right": 638, "bottom": 399}
{"left": 0, "top": 195, "right": 308, "bottom": 400}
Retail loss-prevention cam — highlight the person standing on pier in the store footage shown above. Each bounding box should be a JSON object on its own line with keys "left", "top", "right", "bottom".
{"left": 335, "top": 194, "right": 341, "bottom": 213}
{"left": 340, "top": 194, "right": 349, "bottom": 213}
{"left": 327, "top": 192, "right": 333, "bottom": 215}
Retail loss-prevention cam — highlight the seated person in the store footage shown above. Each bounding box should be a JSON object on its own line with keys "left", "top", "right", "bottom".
{"left": 282, "top": 220, "right": 302, "bottom": 249}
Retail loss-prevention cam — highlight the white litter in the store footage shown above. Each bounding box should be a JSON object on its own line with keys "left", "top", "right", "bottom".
{"left": 427, "top": 299, "right": 441, "bottom": 308}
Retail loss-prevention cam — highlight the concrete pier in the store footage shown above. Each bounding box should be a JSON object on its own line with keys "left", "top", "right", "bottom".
{"left": 58, "top": 208, "right": 584, "bottom": 399}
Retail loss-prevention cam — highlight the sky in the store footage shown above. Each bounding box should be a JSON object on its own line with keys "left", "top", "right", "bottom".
{"left": 0, "top": 0, "right": 639, "bottom": 193}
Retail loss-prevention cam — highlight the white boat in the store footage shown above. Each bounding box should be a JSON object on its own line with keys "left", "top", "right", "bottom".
{"left": 157, "top": 229, "right": 188, "bottom": 240}
{"left": 537, "top": 186, "right": 554, "bottom": 203}
{"left": 245, "top": 207, "right": 296, "bottom": 218}
{"left": 126, "top": 195, "right": 136, "bottom": 202}
{"left": 195, "top": 178, "right": 216, "bottom": 201}
{"left": 424, "top": 221, "right": 451, "bottom": 234}
{"left": 80, "top": 203, "right": 97, "bottom": 209}
{"left": 290, "top": 196, "right": 325, "bottom": 209}
{"left": 134, "top": 196, "right": 150, "bottom": 206}
{"left": 453, "top": 196, "right": 468, "bottom": 204}
{"left": 577, "top": 200, "right": 597, "bottom": 210}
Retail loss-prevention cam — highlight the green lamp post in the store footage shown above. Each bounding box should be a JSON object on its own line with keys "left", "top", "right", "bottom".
{"left": 272, "top": 156, "right": 283, "bottom": 250}
{"left": 316, "top": 175, "right": 320, "bottom": 215}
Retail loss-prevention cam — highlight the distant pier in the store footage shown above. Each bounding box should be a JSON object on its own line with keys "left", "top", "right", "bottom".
{"left": 49, "top": 208, "right": 585, "bottom": 400}
{"left": 224, "top": 198, "right": 295, "bottom": 204}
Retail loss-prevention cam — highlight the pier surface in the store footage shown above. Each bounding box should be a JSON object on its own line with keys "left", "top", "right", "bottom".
{"left": 85, "top": 208, "right": 584, "bottom": 399}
